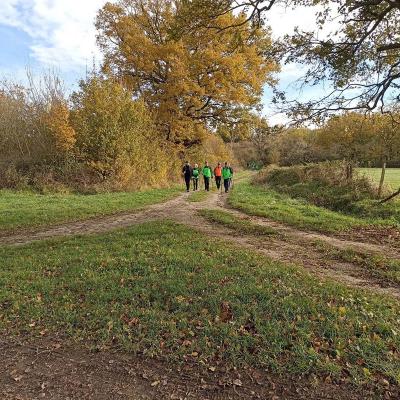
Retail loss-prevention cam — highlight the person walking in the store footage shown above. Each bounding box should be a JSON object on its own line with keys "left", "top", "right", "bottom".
{"left": 192, "top": 163, "right": 200, "bottom": 191}
{"left": 227, "top": 162, "right": 234, "bottom": 189}
{"left": 214, "top": 162, "right": 222, "bottom": 190}
{"left": 202, "top": 161, "right": 213, "bottom": 191}
{"left": 222, "top": 162, "right": 232, "bottom": 193}
{"left": 182, "top": 161, "right": 192, "bottom": 192}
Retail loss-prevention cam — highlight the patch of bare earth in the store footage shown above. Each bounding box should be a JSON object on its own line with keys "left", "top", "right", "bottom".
{"left": 336, "top": 226, "right": 400, "bottom": 251}
{"left": 1, "top": 336, "right": 397, "bottom": 400}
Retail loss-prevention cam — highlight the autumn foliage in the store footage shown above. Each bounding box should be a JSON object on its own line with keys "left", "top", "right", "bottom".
{"left": 96, "top": 0, "right": 278, "bottom": 146}
{"left": 0, "top": 0, "right": 277, "bottom": 192}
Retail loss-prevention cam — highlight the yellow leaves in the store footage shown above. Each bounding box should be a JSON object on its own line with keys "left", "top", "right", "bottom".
{"left": 96, "top": 0, "right": 278, "bottom": 145}
{"left": 362, "top": 367, "right": 372, "bottom": 378}
{"left": 43, "top": 100, "right": 76, "bottom": 153}
{"left": 175, "top": 295, "right": 186, "bottom": 303}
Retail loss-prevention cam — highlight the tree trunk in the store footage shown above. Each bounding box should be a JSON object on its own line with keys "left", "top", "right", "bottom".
{"left": 379, "top": 187, "right": 400, "bottom": 204}
{"left": 378, "top": 160, "right": 386, "bottom": 198}
{"left": 346, "top": 161, "right": 353, "bottom": 180}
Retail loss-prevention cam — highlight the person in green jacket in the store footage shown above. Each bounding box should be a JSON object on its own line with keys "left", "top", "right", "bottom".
{"left": 202, "top": 161, "right": 213, "bottom": 191}
{"left": 222, "top": 161, "right": 232, "bottom": 193}
{"left": 192, "top": 163, "right": 200, "bottom": 191}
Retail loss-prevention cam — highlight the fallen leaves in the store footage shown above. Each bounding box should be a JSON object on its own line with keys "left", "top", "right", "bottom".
{"left": 233, "top": 378, "right": 243, "bottom": 387}
{"left": 219, "top": 301, "right": 233, "bottom": 322}
{"left": 10, "top": 370, "right": 24, "bottom": 382}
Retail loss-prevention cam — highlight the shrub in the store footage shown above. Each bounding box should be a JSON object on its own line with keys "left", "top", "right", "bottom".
{"left": 254, "top": 161, "right": 383, "bottom": 213}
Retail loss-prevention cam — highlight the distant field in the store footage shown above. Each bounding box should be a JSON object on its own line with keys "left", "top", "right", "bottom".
{"left": 358, "top": 168, "right": 400, "bottom": 189}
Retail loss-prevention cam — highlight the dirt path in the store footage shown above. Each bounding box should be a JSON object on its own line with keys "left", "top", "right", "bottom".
{"left": 1, "top": 335, "right": 396, "bottom": 400}
{"left": 1, "top": 189, "right": 399, "bottom": 298}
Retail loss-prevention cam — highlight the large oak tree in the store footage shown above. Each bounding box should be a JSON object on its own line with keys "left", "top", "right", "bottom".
{"left": 96, "top": 0, "right": 278, "bottom": 147}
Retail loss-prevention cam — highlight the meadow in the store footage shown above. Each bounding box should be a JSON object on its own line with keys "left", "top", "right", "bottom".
{"left": 0, "top": 187, "right": 180, "bottom": 232}
{"left": 358, "top": 168, "right": 400, "bottom": 190}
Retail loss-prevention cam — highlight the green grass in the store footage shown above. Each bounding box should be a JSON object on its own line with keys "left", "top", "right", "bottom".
{"left": 229, "top": 180, "right": 400, "bottom": 233}
{"left": 187, "top": 190, "right": 211, "bottom": 202}
{"left": 199, "top": 209, "right": 277, "bottom": 236}
{"left": 0, "top": 220, "right": 399, "bottom": 385}
{"left": 0, "top": 187, "right": 181, "bottom": 232}
{"left": 311, "top": 240, "right": 400, "bottom": 285}
{"left": 358, "top": 168, "right": 400, "bottom": 190}
{"left": 228, "top": 181, "right": 369, "bottom": 232}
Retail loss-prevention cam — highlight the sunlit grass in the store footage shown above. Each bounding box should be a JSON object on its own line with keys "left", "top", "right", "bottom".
{"left": 0, "top": 220, "right": 399, "bottom": 385}
{"left": 0, "top": 187, "right": 181, "bottom": 232}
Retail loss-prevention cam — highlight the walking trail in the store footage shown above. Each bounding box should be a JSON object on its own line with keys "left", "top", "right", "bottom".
{"left": 1, "top": 185, "right": 399, "bottom": 298}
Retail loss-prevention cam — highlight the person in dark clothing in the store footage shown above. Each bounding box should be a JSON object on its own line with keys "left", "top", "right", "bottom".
{"left": 228, "top": 163, "right": 234, "bottom": 189}
{"left": 182, "top": 161, "right": 192, "bottom": 192}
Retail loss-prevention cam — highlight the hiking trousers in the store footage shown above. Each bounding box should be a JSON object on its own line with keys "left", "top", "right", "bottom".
{"left": 184, "top": 176, "right": 191, "bottom": 191}
{"left": 193, "top": 178, "right": 199, "bottom": 191}
{"left": 215, "top": 176, "right": 221, "bottom": 189}
{"left": 204, "top": 177, "right": 210, "bottom": 191}
{"left": 224, "top": 178, "right": 230, "bottom": 193}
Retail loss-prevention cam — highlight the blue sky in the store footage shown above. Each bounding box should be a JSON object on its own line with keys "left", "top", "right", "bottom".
{"left": 0, "top": 0, "right": 325, "bottom": 124}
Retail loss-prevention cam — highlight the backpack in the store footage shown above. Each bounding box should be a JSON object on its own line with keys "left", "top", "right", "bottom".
{"left": 182, "top": 165, "right": 191, "bottom": 175}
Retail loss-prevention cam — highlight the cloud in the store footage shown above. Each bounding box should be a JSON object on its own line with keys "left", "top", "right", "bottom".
{"left": 0, "top": 0, "right": 107, "bottom": 72}
{"left": 266, "top": 4, "right": 320, "bottom": 39}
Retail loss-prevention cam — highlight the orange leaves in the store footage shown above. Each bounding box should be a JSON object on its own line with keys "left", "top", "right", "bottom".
{"left": 219, "top": 301, "right": 233, "bottom": 323}
{"left": 43, "top": 101, "right": 76, "bottom": 153}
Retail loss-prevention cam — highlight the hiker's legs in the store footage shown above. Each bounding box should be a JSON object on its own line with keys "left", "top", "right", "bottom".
{"left": 204, "top": 177, "right": 210, "bottom": 191}
{"left": 215, "top": 176, "right": 221, "bottom": 189}
{"left": 224, "top": 179, "right": 229, "bottom": 193}
{"left": 185, "top": 177, "right": 191, "bottom": 192}
{"left": 193, "top": 178, "right": 198, "bottom": 191}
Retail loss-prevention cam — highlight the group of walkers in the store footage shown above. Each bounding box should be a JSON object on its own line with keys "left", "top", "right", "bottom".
{"left": 182, "top": 161, "right": 234, "bottom": 193}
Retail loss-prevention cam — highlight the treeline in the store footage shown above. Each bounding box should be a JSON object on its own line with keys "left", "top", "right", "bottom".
{"left": 236, "top": 112, "right": 400, "bottom": 170}
{"left": 0, "top": 0, "right": 277, "bottom": 192}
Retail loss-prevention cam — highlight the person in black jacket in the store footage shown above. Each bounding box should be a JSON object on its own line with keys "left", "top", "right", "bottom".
{"left": 182, "top": 161, "right": 192, "bottom": 192}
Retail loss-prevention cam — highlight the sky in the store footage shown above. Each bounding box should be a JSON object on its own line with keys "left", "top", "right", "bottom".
{"left": 0, "top": 0, "right": 325, "bottom": 125}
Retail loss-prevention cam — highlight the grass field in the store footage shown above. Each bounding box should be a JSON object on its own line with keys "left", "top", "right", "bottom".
{"left": 358, "top": 168, "right": 400, "bottom": 189}
{"left": 187, "top": 190, "right": 212, "bottom": 202}
{"left": 228, "top": 181, "right": 370, "bottom": 232}
{"left": 229, "top": 178, "right": 400, "bottom": 233}
{"left": 312, "top": 240, "right": 400, "bottom": 285}
{"left": 199, "top": 209, "right": 277, "bottom": 236}
{"left": 0, "top": 220, "right": 399, "bottom": 384}
{"left": 0, "top": 187, "right": 181, "bottom": 232}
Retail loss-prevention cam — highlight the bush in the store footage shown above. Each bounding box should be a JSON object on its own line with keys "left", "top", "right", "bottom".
{"left": 0, "top": 164, "right": 29, "bottom": 190}
{"left": 0, "top": 73, "right": 233, "bottom": 193}
{"left": 255, "top": 161, "right": 383, "bottom": 213}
